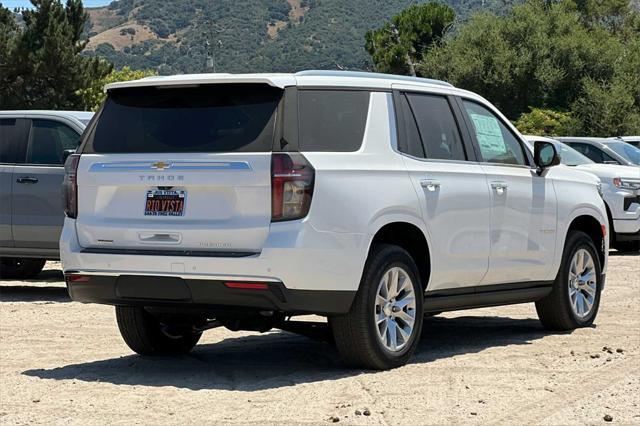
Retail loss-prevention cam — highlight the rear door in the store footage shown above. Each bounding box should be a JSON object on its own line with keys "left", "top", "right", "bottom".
{"left": 75, "top": 83, "right": 282, "bottom": 253}
{"left": 12, "top": 118, "right": 82, "bottom": 249}
{"left": 393, "top": 89, "right": 491, "bottom": 291}
{"left": 0, "top": 118, "right": 30, "bottom": 248}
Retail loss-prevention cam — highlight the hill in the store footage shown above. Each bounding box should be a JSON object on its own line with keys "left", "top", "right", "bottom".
{"left": 84, "top": 0, "right": 520, "bottom": 74}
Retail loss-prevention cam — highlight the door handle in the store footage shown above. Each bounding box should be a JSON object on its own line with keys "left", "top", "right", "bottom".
{"left": 16, "top": 176, "right": 38, "bottom": 184}
{"left": 420, "top": 179, "right": 441, "bottom": 192}
{"left": 491, "top": 181, "right": 508, "bottom": 195}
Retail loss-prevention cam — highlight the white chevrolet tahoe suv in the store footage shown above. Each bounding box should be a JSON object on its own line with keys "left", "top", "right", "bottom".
{"left": 60, "top": 71, "right": 608, "bottom": 369}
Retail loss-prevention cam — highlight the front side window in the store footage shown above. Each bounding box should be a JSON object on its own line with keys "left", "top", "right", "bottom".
{"left": 404, "top": 93, "right": 466, "bottom": 161}
{"left": 27, "top": 120, "right": 80, "bottom": 165}
{"left": 298, "top": 90, "right": 370, "bottom": 152}
{"left": 463, "top": 100, "right": 527, "bottom": 166}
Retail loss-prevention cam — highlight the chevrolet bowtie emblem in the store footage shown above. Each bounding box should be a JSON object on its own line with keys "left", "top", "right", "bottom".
{"left": 151, "top": 161, "right": 171, "bottom": 170}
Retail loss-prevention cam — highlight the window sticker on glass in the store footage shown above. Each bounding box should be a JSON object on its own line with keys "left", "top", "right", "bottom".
{"left": 469, "top": 113, "right": 506, "bottom": 158}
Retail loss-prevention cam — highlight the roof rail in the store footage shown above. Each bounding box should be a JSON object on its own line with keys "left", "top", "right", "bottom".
{"left": 295, "top": 70, "right": 454, "bottom": 87}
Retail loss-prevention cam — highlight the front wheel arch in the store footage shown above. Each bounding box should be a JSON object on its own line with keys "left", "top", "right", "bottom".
{"left": 565, "top": 214, "right": 606, "bottom": 274}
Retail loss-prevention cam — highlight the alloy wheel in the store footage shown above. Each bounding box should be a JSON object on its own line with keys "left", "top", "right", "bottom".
{"left": 568, "top": 249, "right": 597, "bottom": 319}
{"left": 374, "top": 267, "right": 417, "bottom": 352}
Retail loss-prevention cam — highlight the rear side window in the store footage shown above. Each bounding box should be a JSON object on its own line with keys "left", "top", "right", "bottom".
{"left": 298, "top": 90, "right": 370, "bottom": 152}
{"left": 0, "top": 118, "right": 29, "bottom": 164}
{"left": 404, "top": 93, "right": 466, "bottom": 161}
{"left": 570, "top": 143, "right": 619, "bottom": 164}
{"left": 27, "top": 120, "right": 80, "bottom": 165}
{"left": 83, "top": 84, "right": 282, "bottom": 153}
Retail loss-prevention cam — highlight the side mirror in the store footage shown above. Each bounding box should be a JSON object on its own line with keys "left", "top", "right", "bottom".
{"left": 61, "top": 149, "right": 76, "bottom": 164}
{"left": 534, "top": 141, "right": 560, "bottom": 175}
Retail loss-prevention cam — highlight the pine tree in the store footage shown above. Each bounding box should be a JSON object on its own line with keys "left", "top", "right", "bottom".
{"left": 365, "top": 2, "right": 455, "bottom": 76}
{"left": 0, "top": 0, "right": 112, "bottom": 110}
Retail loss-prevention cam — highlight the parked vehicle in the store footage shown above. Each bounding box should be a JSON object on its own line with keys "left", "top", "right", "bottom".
{"left": 611, "top": 136, "right": 640, "bottom": 148}
{"left": 61, "top": 71, "right": 608, "bottom": 369}
{"left": 558, "top": 137, "right": 640, "bottom": 166}
{"left": 525, "top": 136, "right": 639, "bottom": 252}
{"left": 0, "top": 111, "right": 92, "bottom": 278}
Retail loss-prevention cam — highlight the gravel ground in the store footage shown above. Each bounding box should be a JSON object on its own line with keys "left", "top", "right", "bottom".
{"left": 1, "top": 253, "right": 639, "bottom": 425}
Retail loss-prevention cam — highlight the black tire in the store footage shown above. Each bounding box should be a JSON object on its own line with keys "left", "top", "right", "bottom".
{"left": 613, "top": 240, "right": 639, "bottom": 253}
{"left": 536, "top": 231, "right": 603, "bottom": 331}
{"left": 0, "top": 258, "right": 46, "bottom": 279}
{"left": 115, "top": 306, "right": 201, "bottom": 356}
{"left": 331, "top": 244, "right": 423, "bottom": 370}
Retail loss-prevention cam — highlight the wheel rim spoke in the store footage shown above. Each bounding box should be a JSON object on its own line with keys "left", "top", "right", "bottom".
{"left": 387, "top": 320, "right": 398, "bottom": 350}
{"left": 394, "top": 296, "right": 415, "bottom": 310}
{"left": 396, "top": 309, "right": 415, "bottom": 326}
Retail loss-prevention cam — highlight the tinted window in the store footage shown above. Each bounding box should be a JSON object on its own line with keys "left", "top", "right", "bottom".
{"left": 299, "top": 90, "right": 370, "bottom": 152}
{"left": 406, "top": 93, "right": 466, "bottom": 161}
{"left": 556, "top": 142, "right": 593, "bottom": 166}
{"left": 0, "top": 118, "right": 29, "bottom": 164}
{"left": 396, "top": 94, "right": 424, "bottom": 158}
{"left": 84, "top": 84, "right": 282, "bottom": 153}
{"left": 463, "top": 101, "right": 527, "bottom": 165}
{"left": 27, "top": 120, "right": 80, "bottom": 165}
{"left": 570, "top": 143, "right": 619, "bottom": 164}
{"left": 606, "top": 141, "right": 640, "bottom": 165}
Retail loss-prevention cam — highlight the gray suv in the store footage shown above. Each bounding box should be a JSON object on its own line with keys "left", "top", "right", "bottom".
{"left": 0, "top": 111, "right": 92, "bottom": 278}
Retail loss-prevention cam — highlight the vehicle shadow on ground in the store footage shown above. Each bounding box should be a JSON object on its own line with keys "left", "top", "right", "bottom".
{"left": 23, "top": 315, "right": 548, "bottom": 391}
{"left": 609, "top": 250, "right": 639, "bottom": 257}
{"left": 0, "top": 269, "right": 69, "bottom": 302}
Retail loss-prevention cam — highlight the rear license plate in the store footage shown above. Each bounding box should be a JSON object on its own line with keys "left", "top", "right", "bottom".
{"left": 144, "top": 190, "right": 186, "bottom": 216}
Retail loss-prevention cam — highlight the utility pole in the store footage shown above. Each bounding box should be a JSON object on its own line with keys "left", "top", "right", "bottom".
{"left": 205, "top": 20, "right": 223, "bottom": 73}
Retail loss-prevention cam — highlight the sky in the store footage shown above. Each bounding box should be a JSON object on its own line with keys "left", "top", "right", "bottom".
{"left": 3, "top": 0, "right": 112, "bottom": 9}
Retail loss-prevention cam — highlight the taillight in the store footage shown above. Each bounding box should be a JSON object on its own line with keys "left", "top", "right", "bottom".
{"left": 63, "top": 154, "right": 80, "bottom": 218}
{"left": 271, "top": 153, "right": 315, "bottom": 221}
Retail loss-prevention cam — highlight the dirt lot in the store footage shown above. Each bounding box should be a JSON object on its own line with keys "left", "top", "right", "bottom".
{"left": 1, "top": 254, "right": 639, "bottom": 425}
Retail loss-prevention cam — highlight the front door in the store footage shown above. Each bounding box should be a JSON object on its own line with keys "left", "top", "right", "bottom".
{"left": 460, "top": 99, "right": 557, "bottom": 285}
{"left": 12, "top": 119, "right": 81, "bottom": 249}
{"left": 395, "top": 90, "right": 491, "bottom": 291}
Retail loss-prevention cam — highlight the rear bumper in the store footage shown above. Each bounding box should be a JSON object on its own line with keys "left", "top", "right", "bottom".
{"left": 61, "top": 217, "right": 367, "bottom": 314}
{"left": 65, "top": 273, "right": 356, "bottom": 315}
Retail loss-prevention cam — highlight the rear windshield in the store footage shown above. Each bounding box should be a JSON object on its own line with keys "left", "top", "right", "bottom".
{"left": 82, "top": 84, "right": 282, "bottom": 153}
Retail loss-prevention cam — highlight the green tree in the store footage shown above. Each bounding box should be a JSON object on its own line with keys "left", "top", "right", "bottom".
{"left": 0, "top": 3, "right": 18, "bottom": 101}
{"left": 417, "top": 0, "right": 640, "bottom": 135}
{"left": 0, "top": 0, "right": 112, "bottom": 110}
{"left": 365, "top": 2, "right": 455, "bottom": 76}
{"left": 420, "top": 1, "right": 625, "bottom": 119}
{"left": 514, "top": 108, "right": 578, "bottom": 136}
{"left": 77, "top": 66, "right": 156, "bottom": 111}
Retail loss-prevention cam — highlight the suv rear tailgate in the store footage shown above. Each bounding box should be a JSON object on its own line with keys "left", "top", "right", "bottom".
{"left": 75, "top": 83, "right": 282, "bottom": 253}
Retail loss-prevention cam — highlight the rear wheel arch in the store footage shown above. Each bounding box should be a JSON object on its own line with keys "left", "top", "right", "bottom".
{"left": 366, "top": 222, "right": 431, "bottom": 292}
